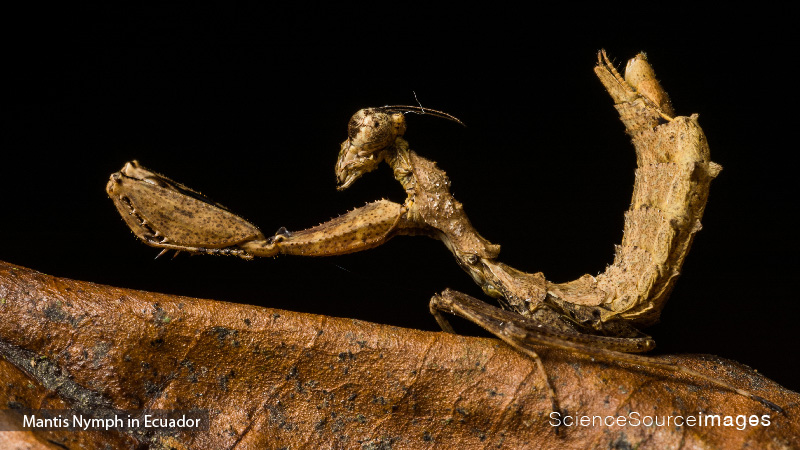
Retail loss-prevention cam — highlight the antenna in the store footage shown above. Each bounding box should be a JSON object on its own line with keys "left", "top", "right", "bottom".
{"left": 377, "top": 105, "right": 465, "bottom": 127}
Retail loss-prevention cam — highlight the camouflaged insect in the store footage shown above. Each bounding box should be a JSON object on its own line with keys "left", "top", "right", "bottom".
{"left": 108, "top": 51, "right": 782, "bottom": 414}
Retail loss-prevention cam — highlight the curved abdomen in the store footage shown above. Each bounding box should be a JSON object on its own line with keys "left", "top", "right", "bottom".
{"left": 549, "top": 53, "right": 721, "bottom": 326}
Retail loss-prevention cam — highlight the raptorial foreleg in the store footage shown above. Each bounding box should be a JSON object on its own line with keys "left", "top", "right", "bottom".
{"left": 107, "top": 161, "right": 419, "bottom": 259}
{"left": 243, "top": 199, "right": 414, "bottom": 257}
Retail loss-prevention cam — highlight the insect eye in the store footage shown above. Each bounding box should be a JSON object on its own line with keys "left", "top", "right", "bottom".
{"left": 347, "top": 108, "right": 396, "bottom": 150}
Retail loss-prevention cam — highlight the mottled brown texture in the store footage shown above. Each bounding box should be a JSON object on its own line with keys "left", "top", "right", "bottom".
{"left": 106, "top": 53, "right": 715, "bottom": 331}
{"left": 1, "top": 261, "right": 799, "bottom": 449}
{"left": 245, "top": 200, "right": 407, "bottom": 256}
{"left": 107, "top": 161, "right": 265, "bottom": 258}
{"left": 104, "top": 51, "right": 772, "bottom": 413}
{"left": 406, "top": 150, "right": 501, "bottom": 260}
{"left": 550, "top": 53, "right": 721, "bottom": 326}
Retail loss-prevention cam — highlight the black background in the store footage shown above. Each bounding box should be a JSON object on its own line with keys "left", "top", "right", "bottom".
{"left": 5, "top": 6, "right": 798, "bottom": 392}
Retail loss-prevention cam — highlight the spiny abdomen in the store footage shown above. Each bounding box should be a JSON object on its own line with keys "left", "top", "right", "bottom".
{"left": 549, "top": 53, "right": 721, "bottom": 326}
{"left": 597, "top": 110, "right": 721, "bottom": 325}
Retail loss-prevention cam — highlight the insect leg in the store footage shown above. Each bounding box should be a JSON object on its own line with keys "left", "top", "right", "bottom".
{"left": 242, "top": 200, "right": 415, "bottom": 257}
{"left": 430, "top": 289, "right": 783, "bottom": 413}
{"left": 109, "top": 162, "right": 426, "bottom": 259}
{"left": 430, "top": 290, "right": 561, "bottom": 415}
{"left": 107, "top": 162, "right": 265, "bottom": 259}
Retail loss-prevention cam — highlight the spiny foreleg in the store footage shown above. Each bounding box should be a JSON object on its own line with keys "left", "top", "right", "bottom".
{"left": 242, "top": 200, "right": 414, "bottom": 257}
{"left": 107, "top": 161, "right": 421, "bottom": 259}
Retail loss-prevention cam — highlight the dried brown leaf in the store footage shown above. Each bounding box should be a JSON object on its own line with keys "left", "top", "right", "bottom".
{"left": 1, "top": 260, "right": 798, "bottom": 449}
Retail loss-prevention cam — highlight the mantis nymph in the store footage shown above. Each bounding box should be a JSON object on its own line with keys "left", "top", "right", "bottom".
{"left": 107, "top": 51, "right": 781, "bottom": 413}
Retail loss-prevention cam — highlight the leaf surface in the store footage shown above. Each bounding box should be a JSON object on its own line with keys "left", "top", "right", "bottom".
{"left": 1, "top": 261, "right": 798, "bottom": 449}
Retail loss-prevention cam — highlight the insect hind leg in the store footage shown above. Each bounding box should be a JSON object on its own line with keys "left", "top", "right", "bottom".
{"left": 430, "top": 290, "right": 561, "bottom": 417}
{"left": 430, "top": 289, "right": 784, "bottom": 414}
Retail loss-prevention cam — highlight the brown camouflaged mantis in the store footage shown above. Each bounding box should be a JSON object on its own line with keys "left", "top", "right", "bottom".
{"left": 106, "top": 51, "right": 782, "bottom": 413}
